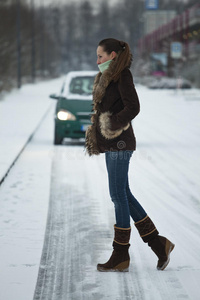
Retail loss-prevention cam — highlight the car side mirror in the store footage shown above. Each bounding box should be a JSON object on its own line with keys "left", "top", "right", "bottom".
{"left": 49, "top": 93, "right": 60, "bottom": 100}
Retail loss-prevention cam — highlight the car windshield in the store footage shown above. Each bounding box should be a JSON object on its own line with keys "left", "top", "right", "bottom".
{"left": 69, "top": 76, "right": 95, "bottom": 95}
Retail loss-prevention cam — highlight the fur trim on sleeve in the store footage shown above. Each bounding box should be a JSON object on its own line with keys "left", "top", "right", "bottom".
{"left": 123, "top": 123, "right": 130, "bottom": 131}
{"left": 85, "top": 124, "right": 100, "bottom": 156}
{"left": 99, "top": 112, "right": 130, "bottom": 140}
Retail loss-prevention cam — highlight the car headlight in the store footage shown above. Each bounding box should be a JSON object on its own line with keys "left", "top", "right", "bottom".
{"left": 57, "top": 110, "right": 76, "bottom": 121}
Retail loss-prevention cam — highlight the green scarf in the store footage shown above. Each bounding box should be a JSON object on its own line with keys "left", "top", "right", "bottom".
{"left": 98, "top": 59, "right": 112, "bottom": 73}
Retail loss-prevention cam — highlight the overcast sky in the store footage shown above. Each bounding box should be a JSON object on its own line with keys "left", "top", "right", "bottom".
{"left": 28, "top": 0, "right": 190, "bottom": 9}
{"left": 30, "top": 0, "right": 119, "bottom": 7}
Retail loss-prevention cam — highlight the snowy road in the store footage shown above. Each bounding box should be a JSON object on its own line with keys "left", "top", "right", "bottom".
{"left": 34, "top": 87, "right": 200, "bottom": 299}
{"left": 1, "top": 85, "right": 200, "bottom": 299}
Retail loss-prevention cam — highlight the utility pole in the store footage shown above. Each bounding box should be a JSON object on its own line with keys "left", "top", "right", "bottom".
{"left": 16, "top": 0, "right": 21, "bottom": 88}
{"left": 31, "top": 0, "right": 35, "bottom": 83}
{"left": 40, "top": 0, "right": 45, "bottom": 76}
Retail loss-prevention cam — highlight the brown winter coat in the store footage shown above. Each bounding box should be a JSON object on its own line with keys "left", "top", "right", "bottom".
{"left": 85, "top": 57, "right": 140, "bottom": 155}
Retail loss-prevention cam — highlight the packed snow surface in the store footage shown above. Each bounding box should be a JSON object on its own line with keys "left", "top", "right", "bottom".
{"left": 0, "top": 79, "right": 200, "bottom": 300}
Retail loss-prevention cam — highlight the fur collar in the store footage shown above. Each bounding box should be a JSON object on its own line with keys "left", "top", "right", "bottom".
{"left": 92, "top": 60, "right": 116, "bottom": 111}
{"left": 92, "top": 51, "right": 132, "bottom": 109}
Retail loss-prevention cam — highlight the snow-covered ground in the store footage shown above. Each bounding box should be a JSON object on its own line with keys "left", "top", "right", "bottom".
{"left": 0, "top": 80, "right": 200, "bottom": 300}
{"left": 0, "top": 77, "right": 65, "bottom": 183}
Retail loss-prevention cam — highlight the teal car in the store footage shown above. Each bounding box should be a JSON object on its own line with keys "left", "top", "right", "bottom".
{"left": 50, "top": 71, "right": 97, "bottom": 145}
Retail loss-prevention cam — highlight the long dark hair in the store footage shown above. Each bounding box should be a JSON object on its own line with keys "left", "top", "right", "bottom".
{"left": 98, "top": 38, "right": 132, "bottom": 81}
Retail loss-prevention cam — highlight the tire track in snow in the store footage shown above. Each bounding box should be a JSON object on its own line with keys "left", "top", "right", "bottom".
{"left": 33, "top": 147, "right": 143, "bottom": 299}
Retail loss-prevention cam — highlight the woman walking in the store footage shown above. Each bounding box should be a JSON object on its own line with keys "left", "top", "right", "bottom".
{"left": 85, "top": 38, "right": 175, "bottom": 272}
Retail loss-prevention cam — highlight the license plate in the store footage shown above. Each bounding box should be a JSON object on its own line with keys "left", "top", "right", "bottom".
{"left": 81, "top": 124, "right": 89, "bottom": 131}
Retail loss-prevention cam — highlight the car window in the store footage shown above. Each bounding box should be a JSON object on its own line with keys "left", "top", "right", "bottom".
{"left": 69, "top": 76, "right": 95, "bottom": 95}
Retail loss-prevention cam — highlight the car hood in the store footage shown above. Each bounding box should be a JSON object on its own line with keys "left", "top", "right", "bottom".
{"left": 56, "top": 98, "right": 92, "bottom": 116}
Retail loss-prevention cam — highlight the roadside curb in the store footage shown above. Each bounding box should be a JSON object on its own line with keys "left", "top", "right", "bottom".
{"left": 0, "top": 103, "right": 53, "bottom": 187}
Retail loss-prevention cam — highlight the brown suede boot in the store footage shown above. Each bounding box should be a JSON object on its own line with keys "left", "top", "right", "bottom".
{"left": 135, "top": 215, "right": 175, "bottom": 270}
{"left": 97, "top": 225, "right": 131, "bottom": 272}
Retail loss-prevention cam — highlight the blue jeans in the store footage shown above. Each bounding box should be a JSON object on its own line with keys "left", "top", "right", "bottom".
{"left": 105, "top": 151, "right": 147, "bottom": 228}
